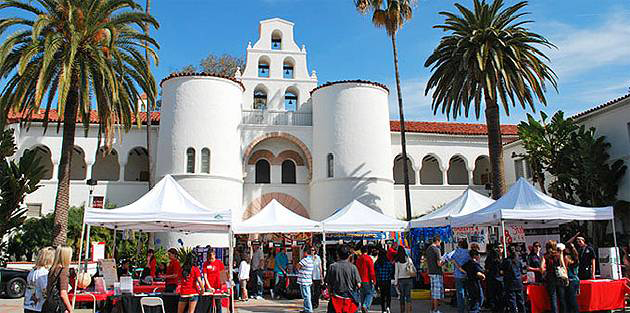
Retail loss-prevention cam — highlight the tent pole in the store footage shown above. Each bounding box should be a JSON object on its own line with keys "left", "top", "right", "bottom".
{"left": 322, "top": 230, "right": 327, "bottom": 277}
{"left": 112, "top": 228, "right": 117, "bottom": 259}
{"left": 228, "top": 228, "right": 234, "bottom": 313}
{"left": 611, "top": 218, "right": 620, "bottom": 276}
{"left": 500, "top": 220, "right": 507, "bottom": 258}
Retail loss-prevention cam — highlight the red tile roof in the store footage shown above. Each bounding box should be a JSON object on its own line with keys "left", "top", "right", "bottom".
{"left": 572, "top": 93, "right": 630, "bottom": 120}
{"left": 391, "top": 121, "right": 518, "bottom": 136}
{"left": 310, "top": 80, "right": 390, "bottom": 94}
{"left": 7, "top": 110, "right": 160, "bottom": 125}
{"left": 8, "top": 110, "right": 517, "bottom": 136}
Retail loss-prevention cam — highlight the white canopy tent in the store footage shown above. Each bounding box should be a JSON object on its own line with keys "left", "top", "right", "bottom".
{"left": 321, "top": 200, "right": 408, "bottom": 232}
{"left": 409, "top": 188, "right": 494, "bottom": 228}
{"left": 85, "top": 175, "right": 231, "bottom": 232}
{"left": 78, "top": 175, "right": 235, "bottom": 308}
{"left": 450, "top": 178, "right": 617, "bottom": 256}
{"left": 450, "top": 178, "right": 614, "bottom": 227}
{"left": 233, "top": 199, "right": 322, "bottom": 234}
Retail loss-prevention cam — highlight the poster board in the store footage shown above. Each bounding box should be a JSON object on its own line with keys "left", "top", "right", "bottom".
{"left": 98, "top": 259, "right": 118, "bottom": 288}
{"left": 91, "top": 242, "right": 105, "bottom": 261}
{"left": 452, "top": 226, "right": 489, "bottom": 252}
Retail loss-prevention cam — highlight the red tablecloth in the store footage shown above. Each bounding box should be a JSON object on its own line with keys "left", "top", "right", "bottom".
{"left": 133, "top": 282, "right": 165, "bottom": 293}
{"left": 527, "top": 280, "right": 630, "bottom": 313}
{"left": 421, "top": 272, "right": 455, "bottom": 289}
{"left": 70, "top": 291, "right": 114, "bottom": 303}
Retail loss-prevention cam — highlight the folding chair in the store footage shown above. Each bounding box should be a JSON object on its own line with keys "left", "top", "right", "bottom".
{"left": 140, "top": 296, "right": 165, "bottom": 313}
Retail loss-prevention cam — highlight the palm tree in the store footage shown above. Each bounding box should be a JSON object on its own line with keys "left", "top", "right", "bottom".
{"left": 355, "top": 0, "right": 415, "bottom": 221}
{"left": 424, "top": 0, "right": 556, "bottom": 199}
{"left": 0, "top": 0, "right": 160, "bottom": 245}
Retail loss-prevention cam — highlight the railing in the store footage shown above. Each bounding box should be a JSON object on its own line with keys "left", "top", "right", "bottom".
{"left": 241, "top": 110, "right": 312, "bottom": 126}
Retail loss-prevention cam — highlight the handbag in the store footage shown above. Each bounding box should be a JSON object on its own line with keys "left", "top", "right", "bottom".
{"left": 556, "top": 265, "right": 569, "bottom": 287}
{"left": 406, "top": 258, "right": 417, "bottom": 278}
{"left": 41, "top": 269, "right": 65, "bottom": 313}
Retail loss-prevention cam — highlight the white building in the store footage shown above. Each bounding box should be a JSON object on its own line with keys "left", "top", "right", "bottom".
{"left": 8, "top": 18, "right": 518, "bottom": 246}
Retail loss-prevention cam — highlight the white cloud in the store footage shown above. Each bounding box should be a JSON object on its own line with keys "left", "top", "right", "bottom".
{"left": 546, "top": 13, "right": 630, "bottom": 80}
{"left": 387, "top": 77, "right": 435, "bottom": 121}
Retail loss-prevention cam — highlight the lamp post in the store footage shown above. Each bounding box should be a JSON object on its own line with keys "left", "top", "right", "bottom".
{"left": 85, "top": 179, "right": 97, "bottom": 264}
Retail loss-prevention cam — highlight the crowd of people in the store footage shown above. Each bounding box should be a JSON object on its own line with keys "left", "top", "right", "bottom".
{"left": 424, "top": 232, "right": 601, "bottom": 313}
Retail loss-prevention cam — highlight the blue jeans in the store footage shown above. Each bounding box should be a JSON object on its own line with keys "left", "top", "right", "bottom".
{"left": 455, "top": 278, "right": 467, "bottom": 313}
{"left": 398, "top": 278, "right": 413, "bottom": 304}
{"left": 300, "top": 284, "right": 313, "bottom": 312}
{"left": 545, "top": 282, "right": 566, "bottom": 313}
{"left": 505, "top": 289, "right": 525, "bottom": 313}
{"left": 358, "top": 282, "right": 375, "bottom": 311}
{"left": 253, "top": 269, "right": 264, "bottom": 297}
{"left": 565, "top": 280, "right": 579, "bottom": 313}
{"left": 469, "top": 293, "right": 484, "bottom": 313}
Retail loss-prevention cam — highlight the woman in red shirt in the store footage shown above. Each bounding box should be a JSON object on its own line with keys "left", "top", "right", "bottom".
{"left": 203, "top": 249, "right": 226, "bottom": 312}
{"left": 164, "top": 248, "right": 181, "bottom": 292}
{"left": 178, "top": 253, "right": 204, "bottom": 313}
{"left": 146, "top": 249, "right": 157, "bottom": 278}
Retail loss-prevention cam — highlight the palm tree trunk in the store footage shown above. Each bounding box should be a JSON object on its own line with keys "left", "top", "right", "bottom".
{"left": 391, "top": 33, "right": 412, "bottom": 220}
{"left": 144, "top": 0, "right": 153, "bottom": 190}
{"left": 484, "top": 96, "right": 507, "bottom": 199}
{"left": 52, "top": 84, "right": 80, "bottom": 246}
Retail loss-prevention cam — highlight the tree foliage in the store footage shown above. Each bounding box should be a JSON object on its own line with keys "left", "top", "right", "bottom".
{"left": 424, "top": 0, "right": 557, "bottom": 198}
{"left": 180, "top": 54, "right": 244, "bottom": 77}
{"left": 517, "top": 110, "right": 627, "bottom": 206}
{"left": 0, "top": 0, "right": 160, "bottom": 245}
{"left": 0, "top": 126, "right": 44, "bottom": 252}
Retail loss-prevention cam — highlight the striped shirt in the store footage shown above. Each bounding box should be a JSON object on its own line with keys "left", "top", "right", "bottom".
{"left": 298, "top": 255, "right": 314, "bottom": 285}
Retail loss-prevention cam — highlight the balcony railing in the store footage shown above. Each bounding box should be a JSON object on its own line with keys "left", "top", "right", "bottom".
{"left": 242, "top": 110, "right": 312, "bottom": 126}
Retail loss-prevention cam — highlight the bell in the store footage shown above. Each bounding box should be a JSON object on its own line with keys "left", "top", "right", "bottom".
{"left": 285, "top": 69, "right": 290, "bottom": 75}
{"left": 288, "top": 99, "right": 293, "bottom": 105}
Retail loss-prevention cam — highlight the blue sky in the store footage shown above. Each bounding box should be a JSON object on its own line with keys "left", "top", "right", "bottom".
{"left": 3, "top": 0, "right": 630, "bottom": 125}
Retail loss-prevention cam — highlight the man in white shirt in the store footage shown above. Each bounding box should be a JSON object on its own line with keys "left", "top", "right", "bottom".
{"left": 310, "top": 246, "right": 323, "bottom": 309}
{"left": 250, "top": 245, "right": 265, "bottom": 299}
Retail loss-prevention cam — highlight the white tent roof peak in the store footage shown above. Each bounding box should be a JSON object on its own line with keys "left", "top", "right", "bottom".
{"left": 410, "top": 188, "right": 494, "bottom": 228}
{"left": 233, "top": 199, "right": 322, "bottom": 234}
{"left": 85, "top": 175, "right": 231, "bottom": 232}
{"left": 322, "top": 200, "right": 408, "bottom": 232}
{"left": 451, "top": 178, "right": 614, "bottom": 226}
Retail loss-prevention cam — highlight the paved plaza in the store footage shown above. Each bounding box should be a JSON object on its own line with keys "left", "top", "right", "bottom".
{"left": 0, "top": 297, "right": 459, "bottom": 313}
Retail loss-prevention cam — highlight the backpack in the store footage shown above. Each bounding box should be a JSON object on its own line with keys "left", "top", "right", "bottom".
{"left": 41, "top": 268, "right": 65, "bottom": 313}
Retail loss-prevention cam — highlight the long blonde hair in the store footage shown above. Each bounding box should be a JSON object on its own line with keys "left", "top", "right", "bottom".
{"left": 34, "top": 247, "right": 55, "bottom": 270}
{"left": 51, "top": 246, "right": 73, "bottom": 270}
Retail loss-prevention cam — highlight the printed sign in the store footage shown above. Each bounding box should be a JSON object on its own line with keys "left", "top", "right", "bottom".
{"left": 92, "top": 196, "right": 105, "bottom": 209}
{"left": 98, "top": 259, "right": 118, "bottom": 288}
{"left": 251, "top": 240, "right": 261, "bottom": 246}
{"left": 502, "top": 225, "right": 525, "bottom": 243}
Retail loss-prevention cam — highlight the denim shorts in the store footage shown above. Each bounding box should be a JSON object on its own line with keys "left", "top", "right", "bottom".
{"left": 179, "top": 295, "right": 200, "bottom": 302}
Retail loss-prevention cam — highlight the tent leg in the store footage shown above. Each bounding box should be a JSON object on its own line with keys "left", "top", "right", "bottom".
{"left": 322, "top": 231, "right": 327, "bottom": 277}
{"left": 112, "top": 228, "right": 117, "bottom": 259}
{"left": 611, "top": 218, "right": 620, "bottom": 277}
{"left": 228, "top": 228, "right": 234, "bottom": 313}
{"left": 500, "top": 220, "right": 507, "bottom": 258}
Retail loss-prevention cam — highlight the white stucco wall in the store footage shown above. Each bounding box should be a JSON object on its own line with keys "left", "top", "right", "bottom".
{"left": 310, "top": 82, "right": 394, "bottom": 219}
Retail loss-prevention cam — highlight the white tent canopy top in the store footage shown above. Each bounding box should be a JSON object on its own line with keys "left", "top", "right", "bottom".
{"left": 451, "top": 178, "right": 614, "bottom": 227}
{"left": 409, "top": 188, "right": 494, "bottom": 228}
{"left": 233, "top": 199, "right": 322, "bottom": 234}
{"left": 322, "top": 200, "right": 408, "bottom": 232}
{"left": 84, "top": 175, "right": 231, "bottom": 232}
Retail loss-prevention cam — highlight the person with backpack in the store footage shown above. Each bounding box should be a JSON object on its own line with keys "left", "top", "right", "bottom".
{"left": 24, "top": 247, "right": 55, "bottom": 313}
{"left": 501, "top": 246, "right": 525, "bottom": 313}
{"left": 374, "top": 249, "right": 394, "bottom": 313}
{"left": 42, "top": 246, "right": 73, "bottom": 313}
{"left": 394, "top": 246, "right": 415, "bottom": 313}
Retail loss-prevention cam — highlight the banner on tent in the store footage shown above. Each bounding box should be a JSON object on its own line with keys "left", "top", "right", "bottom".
{"left": 502, "top": 225, "right": 526, "bottom": 243}
{"left": 453, "top": 226, "right": 488, "bottom": 251}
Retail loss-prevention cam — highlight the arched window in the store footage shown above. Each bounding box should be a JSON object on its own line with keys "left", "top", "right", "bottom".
{"left": 186, "top": 148, "right": 195, "bottom": 173}
{"left": 91, "top": 148, "right": 120, "bottom": 181}
{"left": 254, "top": 87, "right": 268, "bottom": 110}
{"left": 393, "top": 154, "right": 415, "bottom": 185}
{"left": 283, "top": 58, "right": 294, "bottom": 79}
{"left": 255, "top": 159, "right": 271, "bottom": 183}
{"left": 271, "top": 30, "right": 282, "bottom": 50}
{"left": 420, "top": 155, "right": 443, "bottom": 185}
{"left": 28, "top": 146, "right": 53, "bottom": 180}
{"left": 284, "top": 88, "right": 298, "bottom": 112}
{"left": 125, "top": 147, "right": 149, "bottom": 181}
{"left": 201, "top": 148, "right": 210, "bottom": 174}
{"left": 258, "top": 56, "right": 270, "bottom": 78}
{"left": 281, "top": 160, "right": 296, "bottom": 184}
{"left": 70, "top": 146, "right": 86, "bottom": 180}
{"left": 447, "top": 156, "right": 468, "bottom": 185}
{"left": 473, "top": 156, "right": 490, "bottom": 185}
{"left": 327, "top": 153, "right": 334, "bottom": 178}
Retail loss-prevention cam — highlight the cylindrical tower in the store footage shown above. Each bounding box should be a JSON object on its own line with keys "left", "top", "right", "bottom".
{"left": 155, "top": 73, "right": 244, "bottom": 247}
{"left": 310, "top": 80, "right": 394, "bottom": 220}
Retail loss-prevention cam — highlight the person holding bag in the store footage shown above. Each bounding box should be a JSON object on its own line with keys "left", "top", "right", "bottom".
{"left": 42, "top": 246, "right": 73, "bottom": 313}
{"left": 24, "top": 247, "right": 55, "bottom": 313}
{"left": 393, "top": 246, "right": 415, "bottom": 313}
{"left": 541, "top": 240, "right": 567, "bottom": 313}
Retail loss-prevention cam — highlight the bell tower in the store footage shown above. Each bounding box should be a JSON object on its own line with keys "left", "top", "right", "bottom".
{"left": 237, "top": 18, "right": 317, "bottom": 112}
